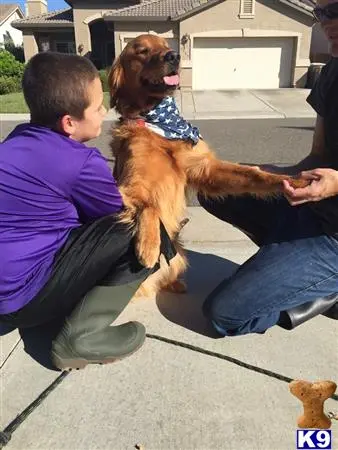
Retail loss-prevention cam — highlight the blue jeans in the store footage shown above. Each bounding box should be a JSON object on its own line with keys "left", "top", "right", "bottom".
{"left": 198, "top": 194, "right": 338, "bottom": 336}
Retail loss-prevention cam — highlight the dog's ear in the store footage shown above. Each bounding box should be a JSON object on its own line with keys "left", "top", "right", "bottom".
{"left": 108, "top": 55, "right": 125, "bottom": 109}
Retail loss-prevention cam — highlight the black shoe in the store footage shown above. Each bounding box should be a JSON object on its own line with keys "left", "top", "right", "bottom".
{"left": 322, "top": 301, "right": 338, "bottom": 320}
{"left": 278, "top": 293, "right": 338, "bottom": 330}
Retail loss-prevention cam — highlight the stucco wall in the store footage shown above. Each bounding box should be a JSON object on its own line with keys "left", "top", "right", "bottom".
{"left": 113, "top": 22, "right": 178, "bottom": 56}
{"left": 0, "top": 11, "right": 23, "bottom": 47}
{"left": 22, "top": 31, "right": 38, "bottom": 61}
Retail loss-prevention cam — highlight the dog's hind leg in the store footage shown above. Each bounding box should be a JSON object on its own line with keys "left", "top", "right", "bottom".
{"left": 132, "top": 254, "right": 172, "bottom": 300}
{"left": 132, "top": 243, "right": 188, "bottom": 300}
{"left": 160, "top": 242, "right": 188, "bottom": 294}
{"left": 136, "top": 207, "right": 161, "bottom": 268}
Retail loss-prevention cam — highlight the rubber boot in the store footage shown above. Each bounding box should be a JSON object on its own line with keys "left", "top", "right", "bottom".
{"left": 278, "top": 293, "right": 338, "bottom": 330}
{"left": 51, "top": 280, "right": 145, "bottom": 370}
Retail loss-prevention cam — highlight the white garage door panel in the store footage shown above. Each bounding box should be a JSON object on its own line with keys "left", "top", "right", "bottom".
{"left": 193, "top": 37, "right": 293, "bottom": 90}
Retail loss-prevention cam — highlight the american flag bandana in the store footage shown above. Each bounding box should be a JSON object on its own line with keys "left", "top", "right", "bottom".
{"left": 142, "top": 96, "right": 201, "bottom": 144}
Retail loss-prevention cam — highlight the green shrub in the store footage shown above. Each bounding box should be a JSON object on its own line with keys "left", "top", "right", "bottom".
{"left": 99, "top": 69, "right": 109, "bottom": 92}
{"left": 4, "top": 42, "right": 25, "bottom": 63}
{"left": 0, "top": 76, "right": 21, "bottom": 94}
{"left": 0, "top": 49, "right": 25, "bottom": 79}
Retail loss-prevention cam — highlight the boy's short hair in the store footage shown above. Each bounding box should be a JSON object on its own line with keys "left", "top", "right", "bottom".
{"left": 23, "top": 52, "right": 99, "bottom": 127}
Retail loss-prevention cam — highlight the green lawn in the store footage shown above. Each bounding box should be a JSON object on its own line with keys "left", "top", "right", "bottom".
{"left": 0, "top": 92, "right": 29, "bottom": 113}
{"left": 0, "top": 92, "right": 111, "bottom": 114}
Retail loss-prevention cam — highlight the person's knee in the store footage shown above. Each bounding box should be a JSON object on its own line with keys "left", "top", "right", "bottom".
{"left": 202, "top": 280, "right": 272, "bottom": 336}
{"left": 204, "top": 292, "right": 281, "bottom": 336}
{"left": 205, "top": 302, "right": 263, "bottom": 337}
{"left": 203, "top": 295, "right": 246, "bottom": 336}
{"left": 210, "top": 312, "right": 244, "bottom": 337}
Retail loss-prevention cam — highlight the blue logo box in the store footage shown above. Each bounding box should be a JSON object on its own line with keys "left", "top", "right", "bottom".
{"left": 297, "top": 430, "right": 332, "bottom": 449}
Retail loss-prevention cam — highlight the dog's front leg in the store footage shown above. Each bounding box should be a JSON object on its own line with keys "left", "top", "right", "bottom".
{"left": 136, "top": 207, "right": 161, "bottom": 268}
{"left": 181, "top": 147, "right": 309, "bottom": 197}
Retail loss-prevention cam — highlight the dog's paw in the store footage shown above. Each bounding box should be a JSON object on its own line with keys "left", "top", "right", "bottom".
{"left": 164, "top": 279, "right": 187, "bottom": 294}
{"left": 136, "top": 241, "right": 160, "bottom": 268}
{"left": 132, "top": 284, "right": 156, "bottom": 300}
{"left": 287, "top": 176, "right": 311, "bottom": 189}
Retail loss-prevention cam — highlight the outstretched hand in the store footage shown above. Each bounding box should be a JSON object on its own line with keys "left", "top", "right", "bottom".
{"left": 283, "top": 168, "right": 338, "bottom": 206}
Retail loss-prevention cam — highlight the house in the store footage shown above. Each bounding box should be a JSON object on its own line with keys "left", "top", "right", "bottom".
{"left": 12, "top": 0, "right": 316, "bottom": 89}
{"left": 0, "top": 3, "right": 24, "bottom": 48}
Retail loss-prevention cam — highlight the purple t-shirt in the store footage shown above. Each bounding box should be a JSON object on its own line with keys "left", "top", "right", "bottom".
{"left": 0, "top": 123, "right": 123, "bottom": 314}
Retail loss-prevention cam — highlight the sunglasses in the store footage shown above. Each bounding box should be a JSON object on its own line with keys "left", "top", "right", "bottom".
{"left": 313, "top": 3, "right": 338, "bottom": 22}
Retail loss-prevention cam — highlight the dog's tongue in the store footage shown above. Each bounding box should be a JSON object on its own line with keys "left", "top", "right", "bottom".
{"left": 164, "top": 74, "right": 179, "bottom": 86}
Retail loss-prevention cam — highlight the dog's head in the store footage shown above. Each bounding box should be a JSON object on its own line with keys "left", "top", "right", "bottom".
{"left": 108, "top": 34, "right": 180, "bottom": 117}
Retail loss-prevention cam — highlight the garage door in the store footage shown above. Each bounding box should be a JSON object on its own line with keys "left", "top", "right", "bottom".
{"left": 192, "top": 37, "right": 294, "bottom": 90}
{"left": 123, "top": 36, "right": 179, "bottom": 52}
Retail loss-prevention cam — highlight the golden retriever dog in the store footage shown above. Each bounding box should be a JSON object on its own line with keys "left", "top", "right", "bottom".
{"left": 108, "top": 34, "right": 308, "bottom": 297}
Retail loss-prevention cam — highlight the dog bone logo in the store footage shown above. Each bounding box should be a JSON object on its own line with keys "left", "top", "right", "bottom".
{"left": 289, "top": 380, "right": 337, "bottom": 429}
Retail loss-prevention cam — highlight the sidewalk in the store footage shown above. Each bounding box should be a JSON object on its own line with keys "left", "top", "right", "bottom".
{"left": 177, "top": 88, "right": 316, "bottom": 120}
{"left": 1, "top": 208, "right": 337, "bottom": 450}
{"left": 0, "top": 89, "right": 316, "bottom": 123}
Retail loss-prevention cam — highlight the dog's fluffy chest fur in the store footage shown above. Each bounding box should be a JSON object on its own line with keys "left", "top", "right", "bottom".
{"left": 111, "top": 124, "right": 197, "bottom": 238}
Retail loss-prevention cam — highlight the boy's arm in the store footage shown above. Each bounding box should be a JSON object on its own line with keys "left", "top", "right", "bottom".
{"left": 71, "top": 149, "right": 123, "bottom": 221}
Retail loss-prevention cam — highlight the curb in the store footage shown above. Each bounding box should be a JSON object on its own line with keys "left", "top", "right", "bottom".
{"left": 1, "top": 114, "right": 31, "bottom": 121}
{"left": 0, "top": 112, "right": 316, "bottom": 122}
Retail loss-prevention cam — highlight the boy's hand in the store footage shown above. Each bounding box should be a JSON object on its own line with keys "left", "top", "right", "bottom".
{"left": 283, "top": 168, "right": 338, "bottom": 206}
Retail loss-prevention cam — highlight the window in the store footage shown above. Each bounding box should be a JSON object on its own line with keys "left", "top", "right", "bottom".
{"left": 39, "top": 35, "right": 50, "bottom": 52}
{"left": 239, "top": 0, "right": 255, "bottom": 18}
{"left": 55, "top": 42, "right": 76, "bottom": 54}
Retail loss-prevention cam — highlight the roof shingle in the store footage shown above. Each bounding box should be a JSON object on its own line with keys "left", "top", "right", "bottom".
{"left": 12, "top": 8, "right": 73, "bottom": 28}
{"left": 0, "top": 3, "right": 22, "bottom": 25}
{"left": 104, "top": 0, "right": 314, "bottom": 20}
{"left": 284, "top": 0, "right": 315, "bottom": 12}
{"left": 11, "top": 0, "right": 315, "bottom": 29}
{"left": 104, "top": 0, "right": 224, "bottom": 20}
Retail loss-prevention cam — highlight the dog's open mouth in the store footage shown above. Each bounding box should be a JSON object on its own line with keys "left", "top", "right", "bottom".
{"left": 141, "top": 71, "right": 180, "bottom": 89}
{"left": 163, "top": 72, "right": 180, "bottom": 86}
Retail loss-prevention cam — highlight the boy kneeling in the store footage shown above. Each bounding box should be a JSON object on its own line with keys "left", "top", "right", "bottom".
{"left": 0, "top": 52, "right": 174, "bottom": 370}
